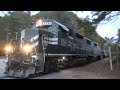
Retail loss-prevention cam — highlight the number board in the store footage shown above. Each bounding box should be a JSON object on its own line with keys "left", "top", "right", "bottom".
{"left": 43, "top": 22, "right": 52, "bottom": 25}
{"left": 36, "top": 21, "right": 52, "bottom": 28}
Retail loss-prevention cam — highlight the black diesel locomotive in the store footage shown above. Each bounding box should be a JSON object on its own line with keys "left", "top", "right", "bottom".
{"left": 4, "top": 19, "right": 105, "bottom": 78}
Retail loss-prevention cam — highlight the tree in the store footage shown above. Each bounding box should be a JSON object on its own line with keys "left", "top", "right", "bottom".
{"left": 91, "top": 11, "right": 120, "bottom": 41}
{"left": 117, "top": 29, "right": 120, "bottom": 42}
{"left": 4, "top": 11, "right": 32, "bottom": 39}
{"left": 32, "top": 11, "right": 81, "bottom": 30}
{"left": 79, "top": 27, "right": 85, "bottom": 36}
{"left": 91, "top": 11, "right": 120, "bottom": 26}
{"left": 0, "top": 11, "right": 33, "bottom": 51}
{"left": 33, "top": 11, "right": 105, "bottom": 44}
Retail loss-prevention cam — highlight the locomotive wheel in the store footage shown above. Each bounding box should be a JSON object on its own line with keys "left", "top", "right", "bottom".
{"left": 44, "top": 66, "right": 50, "bottom": 74}
{"left": 87, "top": 57, "right": 91, "bottom": 63}
{"left": 61, "top": 62, "right": 65, "bottom": 69}
{"left": 54, "top": 61, "right": 59, "bottom": 71}
{"left": 63, "top": 62, "right": 67, "bottom": 69}
{"left": 91, "top": 57, "right": 95, "bottom": 62}
{"left": 54, "top": 65, "right": 59, "bottom": 71}
{"left": 93, "top": 57, "right": 96, "bottom": 62}
{"left": 68, "top": 59, "right": 74, "bottom": 67}
{"left": 44, "top": 61, "right": 50, "bottom": 74}
{"left": 44, "top": 58, "right": 59, "bottom": 73}
{"left": 88, "top": 57, "right": 95, "bottom": 62}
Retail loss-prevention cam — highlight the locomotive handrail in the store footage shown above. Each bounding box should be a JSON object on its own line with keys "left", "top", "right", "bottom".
{"left": 42, "top": 34, "right": 46, "bottom": 63}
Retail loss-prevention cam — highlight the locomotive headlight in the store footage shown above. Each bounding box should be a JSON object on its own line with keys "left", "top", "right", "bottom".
{"left": 4, "top": 45, "right": 13, "bottom": 53}
{"left": 23, "top": 44, "right": 32, "bottom": 54}
{"left": 62, "top": 56, "right": 65, "bottom": 60}
{"left": 36, "top": 19, "right": 43, "bottom": 27}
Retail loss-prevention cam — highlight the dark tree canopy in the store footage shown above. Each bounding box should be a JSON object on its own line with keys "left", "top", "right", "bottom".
{"left": 91, "top": 11, "right": 120, "bottom": 41}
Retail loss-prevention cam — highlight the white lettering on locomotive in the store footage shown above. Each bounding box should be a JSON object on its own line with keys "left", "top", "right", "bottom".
{"left": 43, "top": 22, "right": 52, "bottom": 25}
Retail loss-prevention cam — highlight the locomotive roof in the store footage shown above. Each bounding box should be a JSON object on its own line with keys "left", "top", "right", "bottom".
{"left": 31, "top": 19, "right": 102, "bottom": 46}
{"left": 82, "top": 35, "right": 101, "bottom": 46}
{"left": 84, "top": 37, "right": 92, "bottom": 41}
{"left": 53, "top": 20, "right": 69, "bottom": 32}
{"left": 31, "top": 19, "right": 69, "bottom": 32}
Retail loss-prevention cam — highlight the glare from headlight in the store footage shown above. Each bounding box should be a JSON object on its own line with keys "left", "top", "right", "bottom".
{"left": 4, "top": 45, "right": 13, "bottom": 53}
{"left": 23, "top": 44, "right": 32, "bottom": 54}
{"left": 62, "top": 56, "right": 65, "bottom": 60}
{"left": 36, "top": 19, "right": 43, "bottom": 27}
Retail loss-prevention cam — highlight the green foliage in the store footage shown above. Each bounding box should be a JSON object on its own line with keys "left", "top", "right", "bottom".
{"left": 92, "top": 11, "right": 112, "bottom": 24}
{"left": 118, "top": 29, "right": 120, "bottom": 42}
{"left": 33, "top": 11, "right": 105, "bottom": 44}
{"left": 32, "top": 11, "right": 80, "bottom": 30}
{"left": 0, "top": 11, "right": 32, "bottom": 50}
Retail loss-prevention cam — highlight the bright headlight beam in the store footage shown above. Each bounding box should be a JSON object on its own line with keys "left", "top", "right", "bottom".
{"left": 36, "top": 19, "right": 43, "bottom": 27}
{"left": 62, "top": 56, "right": 65, "bottom": 60}
{"left": 23, "top": 44, "right": 32, "bottom": 53}
{"left": 5, "top": 45, "right": 13, "bottom": 53}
